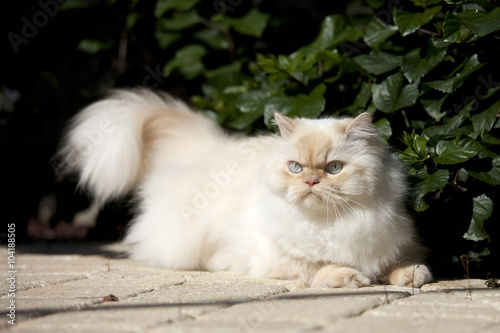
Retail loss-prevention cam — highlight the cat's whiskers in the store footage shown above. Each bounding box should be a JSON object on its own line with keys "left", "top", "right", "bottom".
{"left": 332, "top": 196, "right": 352, "bottom": 216}
{"left": 333, "top": 194, "right": 357, "bottom": 215}
{"left": 348, "top": 197, "right": 370, "bottom": 210}
{"left": 313, "top": 189, "right": 338, "bottom": 217}
{"left": 321, "top": 197, "right": 330, "bottom": 224}
{"left": 340, "top": 194, "right": 370, "bottom": 210}
{"left": 326, "top": 194, "right": 341, "bottom": 217}
{"left": 323, "top": 190, "right": 358, "bottom": 217}
{"left": 330, "top": 187, "right": 371, "bottom": 211}
{"left": 326, "top": 199, "right": 330, "bottom": 224}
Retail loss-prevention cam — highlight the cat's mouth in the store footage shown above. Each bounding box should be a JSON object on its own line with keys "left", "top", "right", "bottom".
{"left": 302, "top": 189, "right": 322, "bottom": 200}
{"left": 298, "top": 190, "right": 324, "bottom": 209}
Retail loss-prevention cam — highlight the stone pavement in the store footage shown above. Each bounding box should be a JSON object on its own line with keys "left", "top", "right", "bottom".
{"left": 1, "top": 242, "right": 499, "bottom": 332}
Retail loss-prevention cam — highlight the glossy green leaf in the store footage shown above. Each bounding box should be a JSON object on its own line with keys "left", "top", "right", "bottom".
{"left": 431, "top": 36, "right": 453, "bottom": 48}
{"left": 371, "top": 72, "right": 419, "bottom": 113}
{"left": 204, "top": 61, "right": 243, "bottom": 79}
{"left": 334, "top": 27, "right": 364, "bottom": 46}
{"left": 256, "top": 54, "right": 279, "bottom": 74}
{"left": 229, "top": 109, "right": 265, "bottom": 130}
{"left": 394, "top": 6, "right": 441, "bottom": 37}
{"left": 353, "top": 51, "right": 402, "bottom": 75}
{"left": 374, "top": 118, "right": 392, "bottom": 141}
{"left": 422, "top": 100, "right": 475, "bottom": 140}
{"left": 344, "top": 82, "right": 372, "bottom": 113}
{"left": 425, "top": 54, "right": 486, "bottom": 93}
{"left": 471, "top": 99, "right": 500, "bottom": 138}
{"left": 443, "top": 8, "right": 500, "bottom": 44}
{"left": 413, "top": 169, "right": 449, "bottom": 212}
{"left": 400, "top": 132, "right": 430, "bottom": 163}
{"left": 126, "top": 12, "right": 144, "bottom": 30}
{"left": 77, "top": 39, "right": 113, "bottom": 54}
{"left": 163, "top": 44, "right": 206, "bottom": 79}
{"left": 235, "top": 90, "right": 268, "bottom": 113}
{"left": 155, "top": 31, "right": 181, "bottom": 49}
{"left": 309, "top": 15, "right": 348, "bottom": 50}
{"left": 411, "top": 0, "right": 442, "bottom": 7}
{"left": 443, "top": 12, "right": 463, "bottom": 43}
{"left": 255, "top": 54, "right": 295, "bottom": 82}
{"left": 483, "top": 80, "right": 500, "bottom": 99}
{"left": 235, "top": 84, "right": 326, "bottom": 129}
{"left": 463, "top": 194, "right": 493, "bottom": 241}
{"left": 402, "top": 46, "right": 446, "bottom": 83}
{"left": 434, "top": 137, "right": 483, "bottom": 164}
{"left": 297, "top": 14, "right": 362, "bottom": 59}
{"left": 286, "top": 83, "right": 326, "bottom": 118}
{"left": 225, "top": 8, "right": 270, "bottom": 38}
{"left": 154, "top": 0, "right": 202, "bottom": 18}
{"left": 194, "top": 28, "right": 229, "bottom": 50}
{"left": 459, "top": 8, "right": 500, "bottom": 38}
{"left": 421, "top": 95, "right": 447, "bottom": 121}
{"left": 363, "top": 18, "right": 398, "bottom": 48}
{"left": 229, "top": 90, "right": 268, "bottom": 129}
{"left": 468, "top": 157, "right": 500, "bottom": 186}
{"left": 158, "top": 11, "right": 201, "bottom": 31}
{"left": 481, "top": 132, "right": 500, "bottom": 145}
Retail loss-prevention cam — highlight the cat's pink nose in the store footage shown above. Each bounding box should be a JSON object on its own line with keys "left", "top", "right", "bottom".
{"left": 304, "top": 178, "right": 320, "bottom": 187}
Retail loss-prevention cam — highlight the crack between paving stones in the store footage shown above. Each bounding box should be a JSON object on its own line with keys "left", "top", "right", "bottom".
{"left": 5, "top": 265, "right": 122, "bottom": 297}
{"left": 119, "top": 280, "right": 187, "bottom": 302}
{"left": 13, "top": 279, "right": 189, "bottom": 324}
{"left": 341, "top": 290, "right": 414, "bottom": 321}
{"left": 147, "top": 285, "right": 296, "bottom": 329}
{"left": 9, "top": 281, "right": 188, "bottom": 324}
{"left": 0, "top": 275, "right": 92, "bottom": 297}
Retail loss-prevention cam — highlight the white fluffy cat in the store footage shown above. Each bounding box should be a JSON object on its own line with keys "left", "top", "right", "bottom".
{"left": 59, "top": 88, "right": 432, "bottom": 288}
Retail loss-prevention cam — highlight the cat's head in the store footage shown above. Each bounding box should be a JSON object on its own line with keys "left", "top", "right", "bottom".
{"left": 265, "top": 112, "right": 387, "bottom": 212}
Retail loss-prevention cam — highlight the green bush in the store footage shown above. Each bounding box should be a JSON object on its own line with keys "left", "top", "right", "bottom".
{"left": 21, "top": 0, "right": 495, "bottom": 277}
{"left": 150, "top": 0, "right": 500, "bottom": 278}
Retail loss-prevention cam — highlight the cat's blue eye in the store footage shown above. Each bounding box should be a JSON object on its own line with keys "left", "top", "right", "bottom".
{"left": 326, "top": 161, "right": 342, "bottom": 174}
{"left": 288, "top": 161, "right": 303, "bottom": 173}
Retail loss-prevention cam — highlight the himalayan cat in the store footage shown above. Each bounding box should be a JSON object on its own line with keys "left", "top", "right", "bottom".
{"left": 58, "top": 88, "right": 432, "bottom": 288}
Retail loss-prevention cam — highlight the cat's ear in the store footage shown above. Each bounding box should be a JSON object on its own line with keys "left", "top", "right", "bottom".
{"left": 274, "top": 113, "right": 296, "bottom": 140}
{"left": 345, "top": 112, "right": 379, "bottom": 143}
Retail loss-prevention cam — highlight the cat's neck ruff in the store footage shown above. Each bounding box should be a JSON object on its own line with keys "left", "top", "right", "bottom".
{"left": 257, "top": 188, "right": 410, "bottom": 280}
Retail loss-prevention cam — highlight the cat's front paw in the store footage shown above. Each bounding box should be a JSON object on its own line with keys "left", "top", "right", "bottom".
{"left": 388, "top": 264, "right": 432, "bottom": 288}
{"left": 311, "top": 265, "right": 371, "bottom": 288}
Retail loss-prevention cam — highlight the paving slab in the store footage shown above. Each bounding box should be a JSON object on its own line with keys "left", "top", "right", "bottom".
{"left": 155, "top": 286, "right": 411, "bottom": 333}
{"left": 0, "top": 241, "right": 129, "bottom": 296}
{"left": 1, "top": 242, "right": 499, "bottom": 333}
{"left": 8, "top": 271, "right": 305, "bottom": 332}
{"left": 327, "top": 280, "right": 500, "bottom": 333}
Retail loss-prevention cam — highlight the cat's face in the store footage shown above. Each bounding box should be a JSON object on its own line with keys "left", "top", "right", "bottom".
{"left": 267, "top": 113, "right": 385, "bottom": 213}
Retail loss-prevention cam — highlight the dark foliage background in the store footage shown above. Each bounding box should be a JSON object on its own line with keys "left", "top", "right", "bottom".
{"left": 1, "top": 0, "right": 499, "bottom": 280}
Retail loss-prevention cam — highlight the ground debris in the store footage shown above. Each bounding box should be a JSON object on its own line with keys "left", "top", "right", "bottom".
{"left": 103, "top": 294, "right": 119, "bottom": 302}
{"left": 485, "top": 274, "right": 499, "bottom": 288}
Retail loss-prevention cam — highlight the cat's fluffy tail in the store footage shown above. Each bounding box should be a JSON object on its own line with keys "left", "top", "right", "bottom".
{"left": 56, "top": 88, "right": 220, "bottom": 202}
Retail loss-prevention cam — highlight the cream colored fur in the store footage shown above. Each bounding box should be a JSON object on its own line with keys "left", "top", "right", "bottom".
{"left": 59, "top": 88, "right": 432, "bottom": 288}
